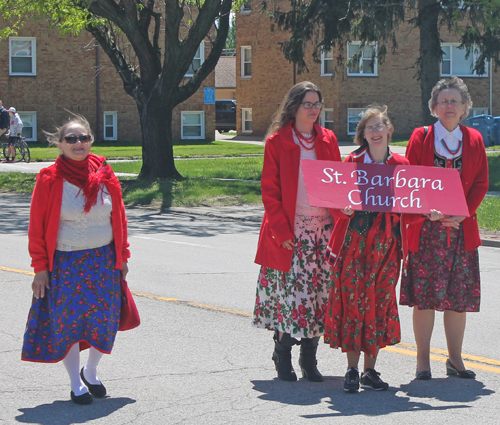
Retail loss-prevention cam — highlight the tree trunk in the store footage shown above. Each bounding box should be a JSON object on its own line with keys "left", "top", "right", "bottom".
{"left": 418, "top": 0, "right": 442, "bottom": 125}
{"left": 137, "top": 90, "right": 182, "bottom": 180}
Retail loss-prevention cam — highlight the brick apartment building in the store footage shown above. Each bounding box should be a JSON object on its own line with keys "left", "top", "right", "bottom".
{"left": 236, "top": 3, "right": 498, "bottom": 140}
{"left": 0, "top": 19, "right": 215, "bottom": 143}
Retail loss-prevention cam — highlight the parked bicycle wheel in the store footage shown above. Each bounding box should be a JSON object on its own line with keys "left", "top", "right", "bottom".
{"left": 18, "top": 139, "right": 30, "bottom": 163}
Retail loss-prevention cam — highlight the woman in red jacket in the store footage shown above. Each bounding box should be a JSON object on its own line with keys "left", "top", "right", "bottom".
{"left": 253, "top": 81, "right": 341, "bottom": 382}
{"left": 22, "top": 115, "right": 130, "bottom": 404}
{"left": 400, "top": 77, "right": 488, "bottom": 380}
{"left": 324, "top": 105, "right": 408, "bottom": 392}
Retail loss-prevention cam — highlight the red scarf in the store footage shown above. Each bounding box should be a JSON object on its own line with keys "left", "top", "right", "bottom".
{"left": 55, "top": 153, "right": 121, "bottom": 213}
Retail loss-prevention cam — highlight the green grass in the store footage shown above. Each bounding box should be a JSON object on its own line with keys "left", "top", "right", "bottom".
{"left": 477, "top": 196, "right": 500, "bottom": 232}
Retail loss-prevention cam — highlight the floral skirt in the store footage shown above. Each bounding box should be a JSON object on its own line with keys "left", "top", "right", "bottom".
{"left": 400, "top": 220, "right": 480, "bottom": 312}
{"left": 324, "top": 223, "right": 401, "bottom": 357}
{"left": 22, "top": 244, "right": 121, "bottom": 363}
{"left": 252, "top": 212, "right": 333, "bottom": 338}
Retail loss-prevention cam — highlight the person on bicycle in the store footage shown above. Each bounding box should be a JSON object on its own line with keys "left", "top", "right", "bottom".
{"left": 0, "top": 101, "right": 9, "bottom": 138}
{"left": 4, "top": 107, "right": 23, "bottom": 163}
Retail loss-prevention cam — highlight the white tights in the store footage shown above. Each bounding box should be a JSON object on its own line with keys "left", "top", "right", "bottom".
{"left": 62, "top": 345, "right": 104, "bottom": 395}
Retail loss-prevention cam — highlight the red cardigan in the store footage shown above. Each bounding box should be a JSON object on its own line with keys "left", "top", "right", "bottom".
{"left": 405, "top": 125, "right": 489, "bottom": 252}
{"left": 28, "top": 161, "right": 130, "bottom": 273}
{"left": 254, "top": 121, "right": 342, "bottom": 272}
{"left": 326, "top": 146, "right": 410, "bottom": 266}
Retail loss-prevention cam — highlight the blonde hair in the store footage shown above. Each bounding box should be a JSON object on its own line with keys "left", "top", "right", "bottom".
{"left": 354, "top": 105, "right": 394, "bottom": 146}
{"left": 44, "top": 114, "right": 93, "bottom": 146}
{"left": 264, "top": 81, "right": 323, "bottom": 141}
{"left": 428, "top": 77, "right": 472, "bottom": 121}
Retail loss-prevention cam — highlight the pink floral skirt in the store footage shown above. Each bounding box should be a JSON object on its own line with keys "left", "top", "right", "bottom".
{"left": 252, "top": 212, "right": 333, "bottom": 338}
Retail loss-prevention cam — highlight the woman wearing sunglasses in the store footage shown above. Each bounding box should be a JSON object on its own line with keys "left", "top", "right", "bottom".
{"left": 253, "top": 81, "right": 341, "bottom": 382}
{"left": 22, "top": 115, "right": 130, "bottom": 404}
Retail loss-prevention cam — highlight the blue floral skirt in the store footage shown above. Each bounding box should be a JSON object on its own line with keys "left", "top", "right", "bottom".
{"left": 22, "top": 244, "right": 121, "bottom": 363}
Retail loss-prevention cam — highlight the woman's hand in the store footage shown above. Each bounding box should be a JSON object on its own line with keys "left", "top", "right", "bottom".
{"left": 281, "top": 239, "right": 294, "bottom": 251}
{"left": 341, "top": 206, "right": 354, "bottom": 216}
{"left": 32, "top": 271, "right": 50, "bottom": 299}
{"left": 425, "top": 209, "right": 444, "bottom": 221}
{"left": 121, "top": 262, "right": 129, "bottom": 280}
{"left": 440, "top": 215, "right": 465, "bottom": 229}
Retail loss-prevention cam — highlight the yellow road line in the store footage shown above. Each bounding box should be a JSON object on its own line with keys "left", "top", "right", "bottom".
{"left": 3, "top": 265, "right": 500, "bottom": 372}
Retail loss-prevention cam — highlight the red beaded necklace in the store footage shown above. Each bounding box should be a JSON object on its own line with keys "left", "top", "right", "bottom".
{"left": 292, "top": 125, "right": 315, "bottom": 150}
{"left": 440, "top": 138, "right": 462, "bottom": 155}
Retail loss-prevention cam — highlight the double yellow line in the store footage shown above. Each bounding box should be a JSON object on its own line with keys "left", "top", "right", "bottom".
{"left": 4, "top": 265, "right": 500, "bottom": 374}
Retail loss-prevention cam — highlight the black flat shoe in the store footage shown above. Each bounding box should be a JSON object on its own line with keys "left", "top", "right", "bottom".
{"left": 415, "top": 369, "right": 432, "bottom": 380}
{"left": 80, "top": 367, "right": 107, "bottom": 398}
{"left": 446, "top": 359, "right": 476, "bottom": 379}
{"left": 70, "top": 391, "right": 93, "bottom": 405}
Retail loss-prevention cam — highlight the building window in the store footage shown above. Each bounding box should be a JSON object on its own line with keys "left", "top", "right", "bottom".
{"left": 19, "top": 112, "right": 36, "bottom": 141}
{"left": 10, "top": 37, "right": 36, "bottom": 76}
{"left": 321, "top": 109, "right": 334, "bottom": 131}
{"left": 181, "top": 111, "right": 205, "bottom": 139}
{"left": 347, "top": 108, "right": 366, "bottom": 135}
{"left": 241, "top": 0, "right": 251, "bottom": 13}
{"left": 469, "top": 107, "right": 489, "bottom": 117}
{"left": 347, "top": 42, "right": 377, "bottom": 76}
{"left": 185, "top": 41, "right": 205, "bottom": 77}
{"left": 321, "top": 50, "right": 334, "bottom": 76}
{"left": 103, "top": 112, "right": 117, "bottom": 140}
{"left": 242, "top": 108, "right": 252, "bottom": 132}
{"left": 441, "top": 44, "right": 487, "bottom": 77}
{"left": 241, "top": 46, "right": 252, "bottom": 78}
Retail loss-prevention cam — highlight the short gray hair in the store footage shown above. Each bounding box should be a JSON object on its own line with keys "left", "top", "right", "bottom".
{"left": 428, "top": 77, "right": 472, "bottom": 121}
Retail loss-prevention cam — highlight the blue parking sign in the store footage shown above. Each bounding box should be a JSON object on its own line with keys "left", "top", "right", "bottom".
{"left": 204, "top": 87, "right": 215, "bottom": 104}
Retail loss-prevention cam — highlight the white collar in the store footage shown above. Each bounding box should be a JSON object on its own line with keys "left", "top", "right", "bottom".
{"left": 434, "top": 120, "right": 463, "bottom": 142}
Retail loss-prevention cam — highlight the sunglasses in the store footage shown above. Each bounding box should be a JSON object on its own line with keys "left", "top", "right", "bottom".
{"left": 63, "top": 135, "right": 92, "bottom": 144}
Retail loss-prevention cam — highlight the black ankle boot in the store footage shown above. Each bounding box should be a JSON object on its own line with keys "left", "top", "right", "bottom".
{"left": 272, "top": 330, "right": 299, "bottom": 381}
{"left": 299, "top": 336, "right": 323, "bottom": 382}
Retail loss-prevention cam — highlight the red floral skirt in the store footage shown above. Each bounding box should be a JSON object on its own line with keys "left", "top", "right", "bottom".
{"left": 324, "top": 222, "right": 401, "bottom": 357}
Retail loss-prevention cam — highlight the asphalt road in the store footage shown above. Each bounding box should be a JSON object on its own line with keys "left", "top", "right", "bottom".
{"left": 1, "top": 193, "right": 500, "bottom": 424}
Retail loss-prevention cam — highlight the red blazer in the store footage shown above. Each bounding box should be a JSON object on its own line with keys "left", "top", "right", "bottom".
{"left": 326, "top": 146, "right": 410, "bottom": 265}
{"left": 405, "top": 124, "right": 489, "bottom": 252}
{"left": 28, "top": 162, "right": 130, "bottom": 273}
{"left": 254, "top": 121, "right": 342, "bottom": 272}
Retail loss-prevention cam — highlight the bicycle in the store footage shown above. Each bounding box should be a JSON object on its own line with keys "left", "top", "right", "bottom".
{"left": 1, "top": 134, "right": 30, "bottom": 163}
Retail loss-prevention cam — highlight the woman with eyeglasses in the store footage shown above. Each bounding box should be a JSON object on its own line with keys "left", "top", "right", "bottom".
{"left": 400, "top": 77, "right": 488, "bottom": 380}
{"left": 22, "top": 115, "right": 130, "bottom": 404}
{"left": 253, "top": 81, "right": 341, "bottom": 382}
{"left": 324, "top": 105, "right": 409, "bottom": 393}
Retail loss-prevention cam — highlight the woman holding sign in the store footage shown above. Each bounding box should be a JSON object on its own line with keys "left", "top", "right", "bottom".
{"left": 253, "top": 81, "right": 341, "bottom": 382}
{"left": 324, "top": 105, "right": 409, "bottom": 392}
{"left": 400, "top": 77, "right": 488, "bottom": 380}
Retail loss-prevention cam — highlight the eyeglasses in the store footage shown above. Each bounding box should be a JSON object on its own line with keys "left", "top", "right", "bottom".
{"left": 364, "top": 124, "right": 386, "bottom": 133}
{"left": 437, "top": 99, "right": 462, "bottom": 108}
{"left": 301, "top": 102, "right": 323, "bottom": 110}
{"left": 63, "top": 135, "right": 92, "bottom": 144}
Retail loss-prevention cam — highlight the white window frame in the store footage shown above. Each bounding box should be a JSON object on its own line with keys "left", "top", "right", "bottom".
{"left": 181, "top": 111, "right": 205, "bottom": 139}
{"left": 347, "top": 42, "right": 377, "bottom": 77}
{"left": 321, "top": 108, "right": 334, "bottom": 131}
{"left": 240, "top": 0, "right": 252, "bottom": 13}
{"left": 185, "top": 41, "right": 205, "bottom": 77}
{"left": 18, "top": 112, "right": 37, "bottom": 142}
{"left": 242, "top": 108, "right": 252, "bottom": 133}
{"left": 9, "top": 37, "right": 36, "bottom": 76}
{"left": 347, "top": 108, "right": 366, "bottom": 135}
{"left": 469, "top": 107, "right": 489, "bottom": 117}
{"left": 441, "top": 43, "right": 487, "bottom": 77}
{"left": 103, "top": 111, "right": 118, "bottom": 140}
{"left": 321, "top": 50, "right": 334, "bottom": 76}
{"left": 241, "top": 46, "right": 252, "bottom": 78}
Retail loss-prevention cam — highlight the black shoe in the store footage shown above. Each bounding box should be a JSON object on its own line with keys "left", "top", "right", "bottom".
{"left": 70, "top": 391, "right": 93, "bottom": 405}
{"left": 272, "top": 331, "right": 299, "bottom": 381}
{"left": 415, "top": 369, "right": 432, "bottom": 380}
{"left": 343, "top": 367, "right": 360, "bottom": 393}
{"left": 361, "top": 368, "right": 389, "bottom": 391}
{"left": 446, "top": 359, "right": 476, "bottom": 379}
{"left": 80, "top": 367, "right": 107, "bottom": 398}
{"left": 299, "top": 337, "right": 324, "bottom": 382}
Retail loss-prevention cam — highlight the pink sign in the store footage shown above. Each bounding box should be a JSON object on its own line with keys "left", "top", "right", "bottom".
{"left": 301, "top": 160, "right": 469, "bottom": 216}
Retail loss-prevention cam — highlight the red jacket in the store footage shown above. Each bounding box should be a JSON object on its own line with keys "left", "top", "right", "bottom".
{"left": 254, "top": 121, "right": 342, "bottom": 272}
{"left": 28, "top": 162, "right": 130, "bottom": 273}
{"left": 405, "top": 125, "right": 489, "bottom": 252}
{"left": 326, "top": 146, "right": 410, "bottom": 266}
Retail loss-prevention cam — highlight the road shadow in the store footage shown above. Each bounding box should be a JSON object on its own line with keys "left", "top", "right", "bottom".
{"left": 252, "top": 376, "right": 475, "bottom": 418}
{"left": 15, "top": 397, "right": 135, "bottom": 424}
{"left": 0, "top": 192, "right": 31, "bottom": 234}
